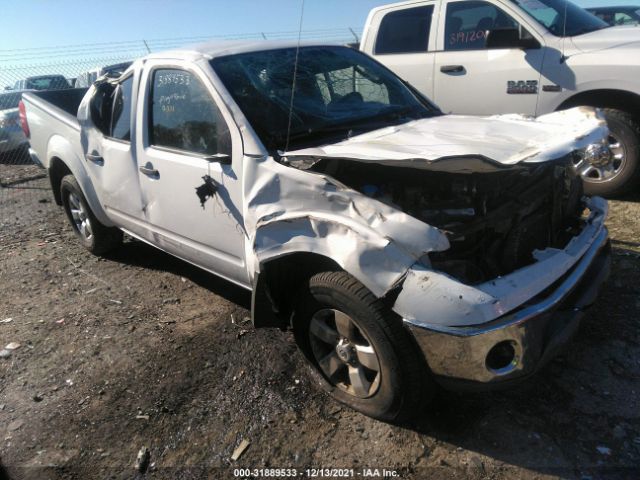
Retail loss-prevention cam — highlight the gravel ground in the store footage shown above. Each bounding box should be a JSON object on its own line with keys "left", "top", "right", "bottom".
{"left": 0, "top": 163, "right": 639, "bottom": 480}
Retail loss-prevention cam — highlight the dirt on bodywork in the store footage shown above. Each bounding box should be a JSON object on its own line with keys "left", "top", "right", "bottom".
{"left": 0, "top": 164, "right": 639, "bottom": 479}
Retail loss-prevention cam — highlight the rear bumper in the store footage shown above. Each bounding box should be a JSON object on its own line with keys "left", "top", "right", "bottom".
{"left": 405, "top": 226, "right": 611, "bottom": 391}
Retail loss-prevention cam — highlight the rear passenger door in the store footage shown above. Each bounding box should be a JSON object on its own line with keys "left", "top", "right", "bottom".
{"left": 135, "top": 62, "right": 249, "bottom": 287}
{"left": 366, "top": 4, "right": 438, "bottom": 99}
{"left": 433, "top": 0, "right": 544, "bottom": 115}
{"left": 81, "top": 74, "right": 147, "bottom": 237}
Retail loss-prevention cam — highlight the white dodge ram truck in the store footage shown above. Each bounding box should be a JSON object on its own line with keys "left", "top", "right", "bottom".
{"left": 361, "top": 0, "right": 640, "bottom": 196}
{"left": 21, "top": 41, "right": 610, "bottom": 421}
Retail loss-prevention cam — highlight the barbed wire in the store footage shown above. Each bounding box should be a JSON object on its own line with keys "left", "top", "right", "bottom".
{"left": 0, "top": 28, "right": 361, "bottom": 62}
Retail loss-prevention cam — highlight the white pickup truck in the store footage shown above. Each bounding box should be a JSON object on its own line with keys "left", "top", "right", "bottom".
{"left": 21, "top": 41, "right": 611, "bottom": 421}
{"left": 361, "top": 0, "right": 640, "bottom": 196}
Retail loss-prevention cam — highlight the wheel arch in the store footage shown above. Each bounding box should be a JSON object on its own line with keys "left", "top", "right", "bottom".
{"left": 556, "top": 89, "right": 640, "bottom": 120}
{"left": 251, "top": 252, "right": 343, "bottom": 329}
{"left": 249, "top": 215, "right": 424, "bottom": 329}
{"left": 49, "top": 156, "right": 72, "bottom": 205}
{"left": 46, "top": 151, "right": 113, "bottom": 227}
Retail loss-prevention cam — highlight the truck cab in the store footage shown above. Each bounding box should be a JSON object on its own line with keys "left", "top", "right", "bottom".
{"left": 361, "top": 0, "right": 640, "bottom": 196}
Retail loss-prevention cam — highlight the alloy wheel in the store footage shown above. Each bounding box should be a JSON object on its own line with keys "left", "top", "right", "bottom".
{"left": 308, "top": 308, "right": 381, "bottom": 398}
{"left": 574, "top": 133, "right": 626, "bottom": 183}
{"left": 68, "top": 192, "right": 93, "bottom": 241}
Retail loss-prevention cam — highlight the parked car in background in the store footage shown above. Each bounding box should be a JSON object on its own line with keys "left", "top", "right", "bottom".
{"left": 13, "top": 75, "right": 70, "bottom": 91}
{"left": 587, "top": 5, "right": 640, "bottom": 25}
{"left": 0, "top": 90, "right": 32, "bottom": 154}
{"left": 21, "top": 41, "right": 611, "bottom": 421}
{"left": 75, "top": 61, "right": 133, "bottom": 88}
{"left": 361, "top": 0, "right": 640, "bottom": 196}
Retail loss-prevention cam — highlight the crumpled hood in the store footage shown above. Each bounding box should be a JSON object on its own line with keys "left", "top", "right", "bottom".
{"left": 570, "top": 25, "right": 640, "bottom": 53}
{"left": 283, "top": 107, "right": 607, "bottom": 167}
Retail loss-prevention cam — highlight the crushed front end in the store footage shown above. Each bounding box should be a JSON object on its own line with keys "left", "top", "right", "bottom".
{"left": 392, "top": 179, "right": 610, "bottom": 389}
{"left": 289, "top": 153, "right": 610, "bottom": 389}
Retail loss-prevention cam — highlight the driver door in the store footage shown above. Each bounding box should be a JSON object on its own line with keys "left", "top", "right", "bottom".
{"left": 135, "top": 63, "right": 249, "bottom": 287}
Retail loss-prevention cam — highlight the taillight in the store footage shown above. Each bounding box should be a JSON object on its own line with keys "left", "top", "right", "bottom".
{"left": 18, "top": 100, "right": 30, "bottom": 139}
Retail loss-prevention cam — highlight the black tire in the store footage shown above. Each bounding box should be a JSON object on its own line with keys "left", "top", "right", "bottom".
{"left": 582, "top": 109, "right": 640, "bottom": 197}
{"left": 60, "top": 174, "right": 122, "bottom": 255}
{"left": 293, "top": 271, "right": 434, "bottom": 422}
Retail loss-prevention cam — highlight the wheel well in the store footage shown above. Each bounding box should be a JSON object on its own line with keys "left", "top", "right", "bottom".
{"left": 252, "top": 253, "right": 342, "bottom": 329}
{"left": 557, "top": 89, "right": 640, "bottom": 121}
{"left": 49, "top": 157, "right": 72, "bottom": 205}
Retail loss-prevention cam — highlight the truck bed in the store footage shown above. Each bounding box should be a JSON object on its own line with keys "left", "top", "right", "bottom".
{"left": 23, "top": 88, "right": 88, "bottom": 117}
{"left": 22, "top": 88, "right": 88, "bottom": 170}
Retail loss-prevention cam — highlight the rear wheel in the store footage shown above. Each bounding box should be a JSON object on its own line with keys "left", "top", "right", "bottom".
{"left": 293, "top": 271, "right": 433, "bottom": 422}
{"left": 576, "top": 109, "right": 640, "bottom": 197}
{"left": 60, "top": 174, "right": 122, "bottom": 255}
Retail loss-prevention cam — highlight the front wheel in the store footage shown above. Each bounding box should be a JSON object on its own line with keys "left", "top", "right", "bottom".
{"left": 60, "top": 174, "right": 122, "bottom": 255}
{"left": 578, "top": 109, "right": 640, "bottom": 197}
{"left": 293, "top": 271, "right": 433, "bottom": 422}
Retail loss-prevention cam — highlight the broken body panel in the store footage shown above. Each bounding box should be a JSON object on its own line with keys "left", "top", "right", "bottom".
{"left": 23, "top": 42, "right": 610, "bottom": 388}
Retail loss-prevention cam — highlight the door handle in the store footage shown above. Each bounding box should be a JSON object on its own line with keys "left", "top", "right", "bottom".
{"left": 86, "top": 153, "right": 104, "bottom": 165}
{"left": 440, "top": 65, "right": 465, "bottom": 74}
{"left": 139, "top": 164, "right": 159, "bottom": 178}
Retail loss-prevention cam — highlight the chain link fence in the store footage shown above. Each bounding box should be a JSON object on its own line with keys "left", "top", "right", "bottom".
{"left": 0, "top": 28, "right": 361, "bottom": 224}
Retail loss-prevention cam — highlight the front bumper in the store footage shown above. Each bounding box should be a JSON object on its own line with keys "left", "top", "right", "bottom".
{"left": 403, "top": 207, "right": 611, "bottom": 390}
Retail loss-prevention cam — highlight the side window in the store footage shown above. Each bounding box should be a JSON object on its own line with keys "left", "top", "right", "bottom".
{"left": 150, "top": 69, "right": 231, "bottom": 156}
{"left": 111, "top": 76, "right": 133, "bottom": 141}
{"left": 615, "top": 12, "right": 634, "bottom": 25}
{"left": 375, "top": 6, "right": 435, "bottom": 54}
{"left": 89, "top": 76, "right": 133, "bottom": 140}
{"left": 445, "top": 1, "right": 519, "bottom": 51}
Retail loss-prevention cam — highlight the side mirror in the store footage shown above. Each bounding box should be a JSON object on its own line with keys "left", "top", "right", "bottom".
{"left": 485, "top": 28, "right": 541, "bottom": 50}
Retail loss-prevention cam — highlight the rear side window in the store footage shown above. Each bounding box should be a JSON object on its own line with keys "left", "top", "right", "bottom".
{"left": 149, "top": 69, "right": 231, "bottom": 156}
{"left": 445, "top": 1, "right": 519, "bottom": 51}
{"left": 90, "top": 76, "right": 133, "bottom": 141}
{"left": 111, "top": 76, "right": 133, "bottom": 141}
{"left": 375, "top": 6, "right": 434, "bottom": 54}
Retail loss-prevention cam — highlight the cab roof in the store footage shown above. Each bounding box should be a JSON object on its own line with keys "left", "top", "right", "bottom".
{"left": 145, "top": 40, "right": 341, "bottom": 62}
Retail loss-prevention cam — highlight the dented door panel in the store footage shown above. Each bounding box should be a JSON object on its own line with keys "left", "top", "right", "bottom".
{"left": 77, "top": 74, "right": 147, "bottom": 237}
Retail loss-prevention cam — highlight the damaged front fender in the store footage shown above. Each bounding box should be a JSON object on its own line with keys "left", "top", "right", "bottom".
{"left": 243, "top": 156, "right": 449, "bottom": 298}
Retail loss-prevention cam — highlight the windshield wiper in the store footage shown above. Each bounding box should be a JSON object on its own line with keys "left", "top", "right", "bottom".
{"left": 571, "top": 25, "right": 611, "bottom": 35}
{"left": 274, "top": 125, "right": 355, "bottom": 150}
